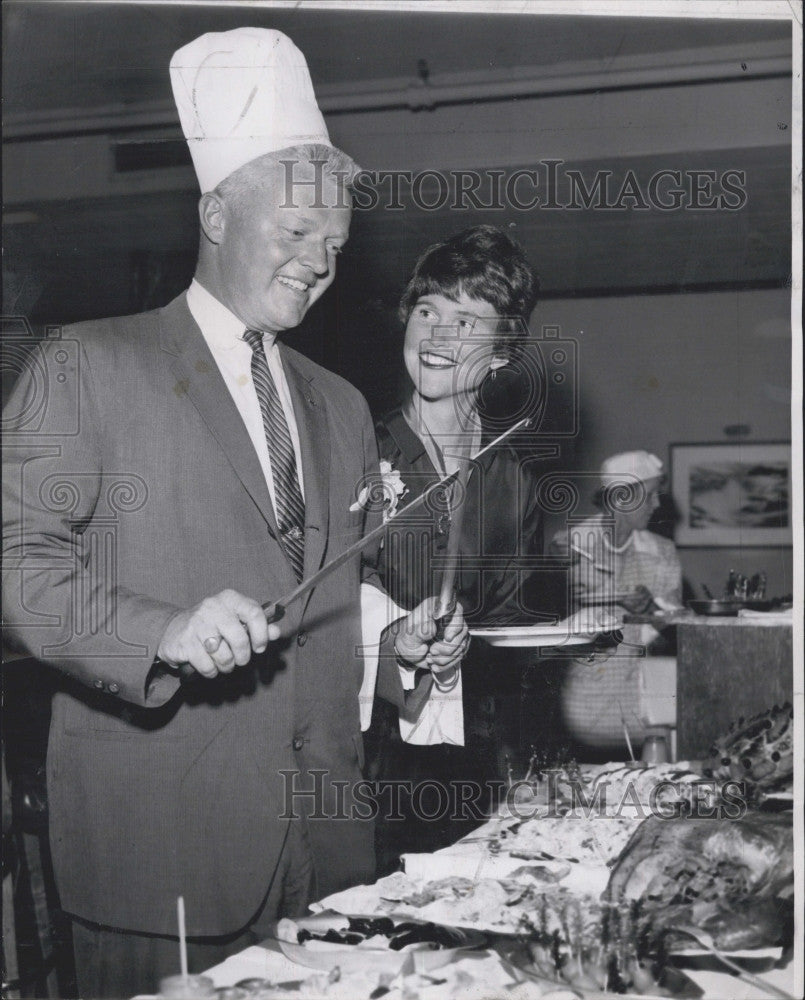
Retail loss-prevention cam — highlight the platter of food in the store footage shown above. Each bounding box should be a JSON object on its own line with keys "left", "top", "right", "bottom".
{"left": 315, "top": 782, "right": 793, "bottom": 946}
{"left": 543, "top": 761, "right": 724, "bottom": 817}
{"left": 481, "top": 813, "right": 644, "bottom": 868}
{"left": 312, "top": 869, "right": 592, "bottom": 935}
{"left": 499, "top": 704, "right": 794, "bottom": 819}
{"left": 604, "top": 812, "right": 794, "bottom": 954}
{"left": 274, "top": 912, "right": 485, "bottom": 974}
{"left": 699, "top": 702, "right": 794, "bottom": 803}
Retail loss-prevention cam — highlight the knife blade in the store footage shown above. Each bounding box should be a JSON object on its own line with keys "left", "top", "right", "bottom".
{"left": 173, "top": 417, "right": 530, "bottom": 677}
{"left": 432, "top": 441, "right": 473, "bottom": 638}
{"left": 263, "top": 417, "right": 530, "bottom": 624}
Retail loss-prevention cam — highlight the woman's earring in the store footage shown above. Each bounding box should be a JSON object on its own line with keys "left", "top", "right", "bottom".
{"left": 489, "top": 369, "right": 497, "bottom": 381}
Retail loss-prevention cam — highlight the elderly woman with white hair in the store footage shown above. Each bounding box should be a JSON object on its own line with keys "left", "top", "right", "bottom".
{"left": 550, "top": 451, "right": 683, "bottom": 754}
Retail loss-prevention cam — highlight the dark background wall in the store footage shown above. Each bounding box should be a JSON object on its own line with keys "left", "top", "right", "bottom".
{"left": 3, "top": 2, "right": 795, "bottom": 598}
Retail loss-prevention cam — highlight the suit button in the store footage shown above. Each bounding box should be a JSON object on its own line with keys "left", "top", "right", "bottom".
{"left": 93, "top": 679, "right": 104, "bottom": 690}
{"left": 292, "top": 737, "right": 305, "bottom": 751}
{"left": 296, "top": 630, "right": 308, "bottom": 647}
{"left": 108, "top": 682, "right": 120, "bottom": 694}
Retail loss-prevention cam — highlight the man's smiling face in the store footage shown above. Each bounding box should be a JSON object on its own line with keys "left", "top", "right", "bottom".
{"left": 215, "top": 158, "right": 352, "bottom": 334}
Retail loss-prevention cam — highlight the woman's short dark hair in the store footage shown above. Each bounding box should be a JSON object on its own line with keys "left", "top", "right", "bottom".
{"left": 398, "top": 225, "right": 539, "bottom": 330}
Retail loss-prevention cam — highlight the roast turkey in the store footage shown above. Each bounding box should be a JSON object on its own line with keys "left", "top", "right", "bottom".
{"left": 604, "top": 812, "right": 793, "bottom": 950}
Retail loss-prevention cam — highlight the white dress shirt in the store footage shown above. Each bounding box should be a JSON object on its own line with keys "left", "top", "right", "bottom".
{"left": 186, "top": 278, "right": 305, "bottom": 511}
{"left": 185, "top": 280, "right": 463, "bottom": 744}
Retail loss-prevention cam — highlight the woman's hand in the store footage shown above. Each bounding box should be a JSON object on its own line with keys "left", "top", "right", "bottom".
{"left": 394, "top": 597, "right": 469, "bottom": 674}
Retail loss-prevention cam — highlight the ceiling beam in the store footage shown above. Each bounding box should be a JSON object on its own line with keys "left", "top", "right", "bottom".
{"left": 4, "top": 40, "right": 790, "bottom": 141}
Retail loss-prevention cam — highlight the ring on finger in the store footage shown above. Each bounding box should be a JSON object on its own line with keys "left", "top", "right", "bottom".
{"left": 203, "top": 635, "right": 221, "bottom": 654}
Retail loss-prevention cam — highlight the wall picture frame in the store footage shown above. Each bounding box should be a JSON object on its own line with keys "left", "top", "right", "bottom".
{"left": 670, "top": 442, "right": 792, "bottom": 547}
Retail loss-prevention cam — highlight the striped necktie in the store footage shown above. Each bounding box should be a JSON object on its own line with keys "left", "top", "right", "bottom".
{"left": 243, "top": 329, "right": 305, "bottom": 581}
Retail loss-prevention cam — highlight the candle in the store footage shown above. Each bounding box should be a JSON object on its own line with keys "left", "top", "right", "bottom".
{"left": 178, "top": 896, "right": 188, "bottom": 980}
{"left": 157, "top": 898, "right": 216, "bottom": 998}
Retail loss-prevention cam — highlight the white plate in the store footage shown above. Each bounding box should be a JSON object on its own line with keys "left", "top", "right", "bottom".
{"left": 469, "top": 625, "right": 608, "bottom": 647}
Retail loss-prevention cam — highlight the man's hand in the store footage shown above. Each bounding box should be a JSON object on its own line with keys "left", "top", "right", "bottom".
{"left": 394, "top": 597, "right": 469, "bottom": 676}
{"left": 157, "top": 589, "right": 281, "bottom": 679}
{"left": 619, "top": 585, "right": 657, "bottom": 615}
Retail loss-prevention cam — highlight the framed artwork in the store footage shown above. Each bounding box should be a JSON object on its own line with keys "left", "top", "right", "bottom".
{"left": 670, "top": 442, "right": 792, "bottom": 547}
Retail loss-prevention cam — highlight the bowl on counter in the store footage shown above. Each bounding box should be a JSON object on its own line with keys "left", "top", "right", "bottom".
{"left": 687, "top": 599, "right": 776, "bottom": 617}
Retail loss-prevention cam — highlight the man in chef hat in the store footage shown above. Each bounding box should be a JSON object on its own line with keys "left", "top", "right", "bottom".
{"left": 2, "top": 28, "right": 467, "bottom": 996}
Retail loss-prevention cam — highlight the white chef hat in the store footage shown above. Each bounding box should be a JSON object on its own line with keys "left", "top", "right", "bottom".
{"left": 600, "top": 450, "right": 664, "bottom": 486}
{"left": 170, "top": 28, "right": 332, "bottom": 192}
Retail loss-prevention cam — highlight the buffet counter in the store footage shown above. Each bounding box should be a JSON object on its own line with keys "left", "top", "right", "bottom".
{"left": 673, "top": 614, "right": 793, "bottom": 759}
{"left": 181, "top": 756, "right": 798, "bottom": 1000}
{"left": 619, "top": 609, "right": 794, "bottom": 760}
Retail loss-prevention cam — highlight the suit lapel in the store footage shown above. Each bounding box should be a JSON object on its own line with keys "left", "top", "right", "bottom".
{"left": 158, "top": 295, "right": 280, "bottom": 538}
{"left": 281, "top": 348, "right": 331, "bottom": 584}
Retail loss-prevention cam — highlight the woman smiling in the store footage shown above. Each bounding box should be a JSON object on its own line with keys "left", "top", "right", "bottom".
{"left": 364, "top": 226, "right": 552, "bottom": 868}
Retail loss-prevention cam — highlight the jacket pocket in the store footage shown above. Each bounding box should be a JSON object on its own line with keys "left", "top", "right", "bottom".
{"left": 58, "top": 689, "right": 183, "bottom": 741}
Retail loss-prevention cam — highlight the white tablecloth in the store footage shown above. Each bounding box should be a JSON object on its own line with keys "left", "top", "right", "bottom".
{"left": 200, "top": 939, "right": 799, "bottom": 999}
{"left": 203, "top": 941, "right": 516, "bottom": 998}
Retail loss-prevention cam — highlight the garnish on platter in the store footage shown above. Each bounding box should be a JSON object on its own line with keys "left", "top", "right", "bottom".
{"left": 501, "top": 892, "right": 704, "bottom": 997}
{"left": 274, "top": 912, "right": 484, "bottom": 974}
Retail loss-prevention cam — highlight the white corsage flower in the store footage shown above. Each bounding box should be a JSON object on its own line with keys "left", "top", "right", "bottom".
{"left": 350, "top": 459, "right": 409, "bottom": 521}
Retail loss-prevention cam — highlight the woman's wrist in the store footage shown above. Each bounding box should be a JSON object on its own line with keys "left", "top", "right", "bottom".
{"left": 431, "top": 663, "right": 460, "bottom": 691}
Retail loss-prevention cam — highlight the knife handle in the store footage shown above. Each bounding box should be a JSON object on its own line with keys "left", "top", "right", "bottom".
{"left": 261, "top": 602, "right": 286, "bottom": 625}
{"left": 176, "top": 603, "right": 287, "bottom": 681}
{"left": 432, "top": 593, "right": 457, "bottom": 642}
